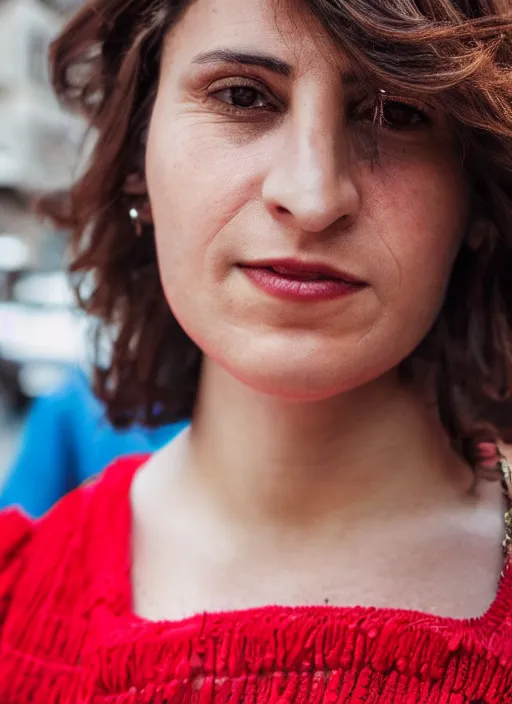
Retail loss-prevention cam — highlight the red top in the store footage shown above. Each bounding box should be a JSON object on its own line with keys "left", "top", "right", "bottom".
{"left": 0, "top": 455, "right": 512, "bottom": 703}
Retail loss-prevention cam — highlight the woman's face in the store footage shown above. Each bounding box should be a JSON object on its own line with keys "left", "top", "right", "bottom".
{"left": 146, "top": 0, "right": 469, "bottom": 400}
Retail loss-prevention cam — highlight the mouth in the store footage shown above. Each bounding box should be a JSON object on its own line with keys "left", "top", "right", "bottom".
{"left": 238, "top": 258, "right": 367, "bottom": 302}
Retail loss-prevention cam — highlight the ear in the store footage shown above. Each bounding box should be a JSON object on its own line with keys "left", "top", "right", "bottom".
{"left": 124, "top": 172, "right": 153, "bottom": 225}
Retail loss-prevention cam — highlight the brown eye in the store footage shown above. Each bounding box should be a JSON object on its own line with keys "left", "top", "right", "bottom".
{"left": 351, "top": 96, "right": 431, "bottom": 131}
{"left": 378, "top": 100, "right": 429, "bottom": 129}
{"left": 212, "top": 86, "right": 274, "bottom": 110}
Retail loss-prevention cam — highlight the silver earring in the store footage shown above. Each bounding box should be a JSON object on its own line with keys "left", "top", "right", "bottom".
{"left": 129, "top": 207, "right": 143, "bottom": 237}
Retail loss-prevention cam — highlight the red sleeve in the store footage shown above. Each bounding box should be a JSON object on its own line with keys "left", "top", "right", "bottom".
{"left": 0, "top": 509, "right": 33, "bottom": 633}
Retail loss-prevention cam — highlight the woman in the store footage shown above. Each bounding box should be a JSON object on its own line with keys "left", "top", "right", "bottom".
{"left": 0, "top": 0, "right": 511, "bottom": 701}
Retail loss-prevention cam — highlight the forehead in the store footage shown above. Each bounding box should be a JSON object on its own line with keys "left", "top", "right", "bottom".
{"left": 164, "top": 0, "right": 343, "bottom": 72}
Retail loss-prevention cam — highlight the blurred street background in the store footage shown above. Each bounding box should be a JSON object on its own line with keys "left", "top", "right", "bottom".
{"left": 0, "top": 0, "right": 85, "bottom": 484}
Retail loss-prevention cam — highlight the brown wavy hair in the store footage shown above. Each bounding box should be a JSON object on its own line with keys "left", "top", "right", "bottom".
{"left": 41, "top": 0, "right": 512, "bottom": 467}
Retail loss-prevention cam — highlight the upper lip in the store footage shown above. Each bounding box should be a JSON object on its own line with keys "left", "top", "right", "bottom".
{"left": 239, "top": 258, "right": 367, "bottom": 284}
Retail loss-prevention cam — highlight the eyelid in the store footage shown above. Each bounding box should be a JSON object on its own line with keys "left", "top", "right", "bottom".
{"left": 376, "top": 94, "right": 433, "bottom": 117}
{"left": 207, "top": 75, "right": 265, "bottom": 89}
{"left": 208, "top": 76, "right": 281, "bottom": 100}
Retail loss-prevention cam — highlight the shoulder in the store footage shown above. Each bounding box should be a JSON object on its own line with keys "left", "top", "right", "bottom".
{"left": 0, "top": 454, "right": 146, "bottom": 638}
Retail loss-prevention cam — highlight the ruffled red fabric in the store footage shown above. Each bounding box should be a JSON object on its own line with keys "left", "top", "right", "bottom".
{"left": 0, "top": 455, "right": 511, "bottom": 703}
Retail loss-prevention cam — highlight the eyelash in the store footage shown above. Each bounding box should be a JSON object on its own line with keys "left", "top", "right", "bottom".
{"left": 207, "top": 79, "right": 281, "bottom": 116}
{"left": 207, "top": 80, "right": 431, "bottom": 131}
{"left": 351, "top": 95, "right": 431, "bottom": 131}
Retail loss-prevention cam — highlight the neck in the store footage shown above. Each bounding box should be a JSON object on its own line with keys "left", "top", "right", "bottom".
{"left": 181, "top": 360, "right": 471, "bottom": 529}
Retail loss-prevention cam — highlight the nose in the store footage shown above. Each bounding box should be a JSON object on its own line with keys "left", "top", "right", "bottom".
{"left": 262, "top": 113, "right": 360, "bottom": 235}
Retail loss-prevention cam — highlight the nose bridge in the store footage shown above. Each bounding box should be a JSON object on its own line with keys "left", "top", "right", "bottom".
{"left": 262, "top": 92, "right": 359, "bottom": 232}
{"left": 296, "top": 112, "right": 345, "bottom": 202}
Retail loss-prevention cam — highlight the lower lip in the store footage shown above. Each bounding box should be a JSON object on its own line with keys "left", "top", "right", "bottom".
{"left": 241, "top": 266, "right": 365, "bottom": 302}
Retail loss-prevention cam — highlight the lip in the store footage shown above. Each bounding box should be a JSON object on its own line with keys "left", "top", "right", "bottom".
{"left": 239, "top": 258, "right": 367, "bottom": 302}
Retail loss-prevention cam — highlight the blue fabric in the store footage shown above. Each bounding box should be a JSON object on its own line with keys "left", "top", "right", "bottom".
{"left": 0, "top": 369, "right": 188, "bottom": 517}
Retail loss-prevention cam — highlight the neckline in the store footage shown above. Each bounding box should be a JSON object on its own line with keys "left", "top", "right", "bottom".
{"left": 93, "top": 454, "right": 512, "bottom": 636}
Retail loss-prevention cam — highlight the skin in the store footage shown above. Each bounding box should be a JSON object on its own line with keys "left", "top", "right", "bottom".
{"left": 131, "top": 0, "right": 505, "bottom": 622}
{"left": 147, "top": 2, "right": 466, "bottom": 401}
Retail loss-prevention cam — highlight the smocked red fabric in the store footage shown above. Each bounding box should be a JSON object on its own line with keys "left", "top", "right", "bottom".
{"left": 0, "top": 455, "right": 511, "bottom": 703}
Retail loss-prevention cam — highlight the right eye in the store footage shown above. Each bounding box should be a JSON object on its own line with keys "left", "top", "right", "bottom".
{"left": 209, "top": 84, "right": 277, "bottom": 112}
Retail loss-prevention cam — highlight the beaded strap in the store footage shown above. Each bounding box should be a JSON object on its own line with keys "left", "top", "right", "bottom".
{"left": 499, "top": 453, "right": 512, "bottom": 560}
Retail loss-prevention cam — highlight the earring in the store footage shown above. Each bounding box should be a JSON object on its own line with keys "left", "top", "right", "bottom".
{"left": 129, "top": 207, "right": 143, "bottom": 237}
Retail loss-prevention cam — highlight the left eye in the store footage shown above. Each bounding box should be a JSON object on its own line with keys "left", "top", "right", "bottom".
{"left": 211, "top": 86, "right": 273, "bottom": 110}
{"left": 352, "top": 97, "right": 430, "bottom": 130}
{"left": 378, "top": 100, "right": 429, "bottom": 129}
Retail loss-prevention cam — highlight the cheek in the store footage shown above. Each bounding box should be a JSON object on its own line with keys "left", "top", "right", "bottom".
{"left": 145, "top": 106, "right": 271, "bottom": 354}
{"left": 372, "top": 156, "right": 467, "bottom": 317}
{"left": 145, "top": 109, "right": 264, "bottom": 285}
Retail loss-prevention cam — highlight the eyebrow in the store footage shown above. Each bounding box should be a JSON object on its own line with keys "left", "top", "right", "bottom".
{"left": 191, "top": 48, "right": 365, "bottom": 89}
{"left": 192, "top": 49, "right": 293, "bottom": 77}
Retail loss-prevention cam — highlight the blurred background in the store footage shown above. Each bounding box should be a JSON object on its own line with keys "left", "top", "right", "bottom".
{"left": 0, "top": 0, "right": 86, "bottom": 474}
{"left": 0, "top": 0, "right": 184, "bottom": 518}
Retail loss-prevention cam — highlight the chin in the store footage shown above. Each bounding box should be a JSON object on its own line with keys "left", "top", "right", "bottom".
{"left": 216, "top": 344, "right": 379, "bottom": 402}
{"left": 177, "top": 311, "right": 415, "bottom": 402}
